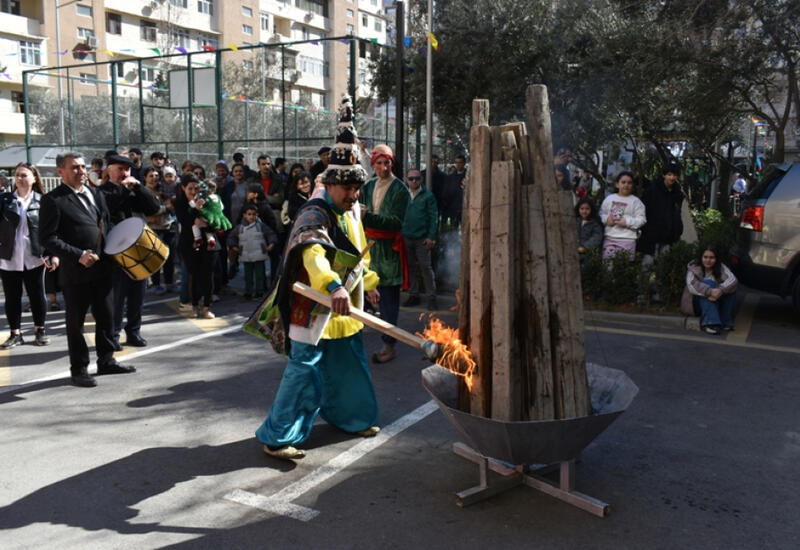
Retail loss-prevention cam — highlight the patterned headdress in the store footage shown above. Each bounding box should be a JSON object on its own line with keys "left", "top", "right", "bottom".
{"left": 323, "top": 96, "right": 367, "bottom": 186}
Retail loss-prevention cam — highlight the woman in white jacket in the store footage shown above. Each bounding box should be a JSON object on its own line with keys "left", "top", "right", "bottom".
{"left": 599, "top": 171, "right": 646, "bottom": 260}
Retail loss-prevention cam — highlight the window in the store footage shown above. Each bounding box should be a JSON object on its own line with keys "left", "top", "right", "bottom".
{"left": 79, "top": 73, "right": 95, "bottom": 84}
{"left": 116, "top": 62, "right": 125, "bottom": 77}
{"left": 374, "top": 19, "right": 381, "bottom": 32}
{"left": 359, "top": 41, "right": 366, "bottom": 58}
{"left": 171, "top": 28, "right": 189, "bottom": 48}
{"left": 242, "top": 60, "right": 253, "bottom": 70}
{"left": 298, "top": 55, "right": 328, "bottom": 77}
{"left": 361, "top": 14, "right": 368, "bottom": 27}
{"left": 346, "top": 9, "right": 353, "bottom": 18}
{"left": 142, "top": 68, "right": 156, "bottom": 82}
{"left": 359, "top": 69, "right": 366, "bottom": 85}
{"left": 242, "top": 24, "right": 253, "bottom": 35}
{"left": 76, "top": 4, "right": 92, "bottom": 17}
{"left": 260, "top": 12, "right": 269, "bottom": 31}
{"left": 82, "top": 52, "right": 96, "bottom": 62}
{"left": 1, "top": 1, "right": 21, "bottom": 15}
{"left": 106, "top": 13, "right": 122, "bottom": 35}
{"left": 198, "top": 0, "right": 213, "bottom": 15}
{"left": 199, "top": 34, "right": 217, "bottom": 49}
{"left": 242, "top": 6, "right": 252, "bottom": 17}
{"left": 18, "top": 41, "right": 41, "bottom": 66}
{"left": 11, "top": 91, "right": 24, "bottom": 113}
{"left": 77, "top": 28, "right": 94, "bottom": 40}
{"left": 140, "top": 20, "right": 157, "bottom": 42}
{"left": 170, "top": 0, "right": 187, "bottom": 7}
{"left": 370, "top": 0, "right": 377, "bottom": 5}
{"left": 294, "top": 0, "right": 327, "bottom": 18}
{"left": 346, "top": 24, "right": 354, "bottom": 34}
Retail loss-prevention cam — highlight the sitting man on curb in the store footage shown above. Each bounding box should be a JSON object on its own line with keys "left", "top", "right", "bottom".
{"left": 255, "top": 96, "right": 381, "bottom": 460}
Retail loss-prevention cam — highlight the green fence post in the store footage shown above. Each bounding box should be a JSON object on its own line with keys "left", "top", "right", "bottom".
{"left": 349, "top": 40, "right": 356, "bottom": 114}
{"left": 187, "top": 53, "right": 194, "bottom": 144}
{"left": 111, "top": 62, "right": 119, "bottom": 149}
{"left": 138, "top": 58, "right": 145, "bottom": 144}
{"left": 216, "top": 50, "right": 224, "bottom": 160}
{"left": 23, "top": 70, "right": 31, "bottom": 163}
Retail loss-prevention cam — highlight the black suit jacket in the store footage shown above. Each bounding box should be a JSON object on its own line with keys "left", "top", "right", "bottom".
{"left": 39, "top": 183, "right": 112, "bottom": 286}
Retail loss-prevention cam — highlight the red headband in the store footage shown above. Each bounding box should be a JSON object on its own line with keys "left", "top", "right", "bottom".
{"left": 370, "top": 151, "right": 394, "bottom": 166}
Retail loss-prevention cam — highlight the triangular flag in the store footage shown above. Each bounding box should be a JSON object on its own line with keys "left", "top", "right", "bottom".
{"left": 151, "top": 48, "right": 161, "bottom": 56}
{"left": 201, "top": 45, "right": 215, "bottom": 52}
{"left": 106, "top": 49, "right": 115, "bottom": 57}
{"left": 428, "top": 32, "right": 439, "bottom": 50}
{"left": 228, "top": 44, "right": 239, "bottom": 51}
{"left": 370, "top": 38, "right": 378, "bottom": 44}
{"left": 311, "top": 40, "right": 319, "bottom": 45}
{"left": 176, "top": 46, "right": 187, "bottom": 54}
{"left": 404, "top": 36, "right": 411, "bottom": 47}
{"left": 221, "top": 92, "right": 227, "bottom": 98}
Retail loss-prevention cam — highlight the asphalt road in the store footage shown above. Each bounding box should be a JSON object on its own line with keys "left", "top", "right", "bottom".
{"left": 0, "top": 286, "right": 798, "bottom": 549}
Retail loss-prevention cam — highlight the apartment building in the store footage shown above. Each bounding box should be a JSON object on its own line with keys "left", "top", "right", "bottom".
{"left": 0, "top": 0, "right": 388, "bottom": 148}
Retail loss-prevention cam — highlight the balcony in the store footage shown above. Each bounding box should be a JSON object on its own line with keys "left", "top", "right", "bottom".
{"left": 0, "top": 11, "right": 42, "bottom": 39}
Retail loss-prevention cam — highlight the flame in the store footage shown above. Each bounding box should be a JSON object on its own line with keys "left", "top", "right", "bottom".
{"left": 417, "top": 315, "right": 476, "bottom": 391}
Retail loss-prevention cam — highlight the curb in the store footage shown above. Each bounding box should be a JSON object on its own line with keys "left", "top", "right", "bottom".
{"left": 584, "top": 309, "right": 700, "bottom": 331}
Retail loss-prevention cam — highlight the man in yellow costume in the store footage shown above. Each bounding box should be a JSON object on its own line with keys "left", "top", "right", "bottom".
{"left": 255, "top": 96, "right": 381, "bottom": 460}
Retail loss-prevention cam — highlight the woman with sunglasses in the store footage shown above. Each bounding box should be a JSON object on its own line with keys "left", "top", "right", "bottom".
{"left": 0, "top": 162, "right": 59, "bottom": 348}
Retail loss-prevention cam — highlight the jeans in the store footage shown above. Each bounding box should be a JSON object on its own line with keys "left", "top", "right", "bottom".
{"left": 694, "top": 279, "right": 736, "bottom": 328}
{"left": 1, "top": 265, "right": 47, "bottom": 330}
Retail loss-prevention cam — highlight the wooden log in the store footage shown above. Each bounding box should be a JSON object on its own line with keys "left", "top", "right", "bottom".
{"left": 472, "top": 99, "right": 490, "bottom": 126}
{"left": 456, "top": 156, "right": 471, "bottom": 412}
{"left": 489, "top": 160, "right": 521, "bottom": 421}
{"left": 520, "top": 184, "right": 555, "bottom": 420}
{"left": 500, "top": 129, "right": 522, "bottom": 172}
{"left": 525, "top": 84, "right": 590, "bottom": 419}
{"left": 500, "top": 122, "right": 527, "bottom": 177}
{"left": 467, "top": 123, "right": 493, "bottom": 417}
{"left": 490, "top": 126, "right": 504, "bottom": 162}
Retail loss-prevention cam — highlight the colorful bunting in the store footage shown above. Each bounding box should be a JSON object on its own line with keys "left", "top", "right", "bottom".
{"left": 311, "top": 40, "right": 319, "bottom": 45}
{"left": 176, "top": 46, "right": 188, "bottom": 54}
{"left": 427, "top": 33, "right": 439, "bottom": 50}
{"left": 201, "top": 45, "right": 216, "bottom": 52}
{"left": 404, "top": 36, "right": 411, "bottom": 47}
{"left": 228, "top": 44, "right": 239, "bottom": 51}
{"left": 105, "top": 49, "right": 115, "bottom": 57}
{"left": 370, "top": 38, "right": 378, "bottom": 45}
{"left": 151, "top": 48, "right": 161, "bottom": 56}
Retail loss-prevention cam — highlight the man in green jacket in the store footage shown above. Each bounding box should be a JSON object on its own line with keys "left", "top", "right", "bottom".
{"left": 401, "top": 169, "right": 438, "bottom": 310}
{"left": 359, "top": 144, "right": 409, "bottom": 364}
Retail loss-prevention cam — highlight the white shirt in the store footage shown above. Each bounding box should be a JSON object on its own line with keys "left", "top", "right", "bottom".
{"left": 0, "top": 191, "right": 43, "bottom": 272}
{"left": 73, "top": 185, "right": 98, "bottom": 213}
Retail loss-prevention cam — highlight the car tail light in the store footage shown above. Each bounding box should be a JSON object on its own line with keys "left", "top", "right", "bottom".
{"left": 740, "top": 205, "right": 764, "bottom": 232}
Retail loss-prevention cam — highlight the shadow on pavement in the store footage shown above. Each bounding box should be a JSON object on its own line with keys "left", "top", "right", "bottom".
{"left": 0, "top": 438, "right": 294, "bottom": 536}
{"left": 0, "top": 378, "right": 70, "bottom": 404}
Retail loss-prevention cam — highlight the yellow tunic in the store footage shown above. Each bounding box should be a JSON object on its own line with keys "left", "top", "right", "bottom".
{"left": 300, "top": 209, "right": 379, "bottom": 339}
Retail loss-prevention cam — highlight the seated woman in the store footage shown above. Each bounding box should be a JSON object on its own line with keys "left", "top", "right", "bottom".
{"left": 685, "top": 245, "right": 738, "bottom": 334}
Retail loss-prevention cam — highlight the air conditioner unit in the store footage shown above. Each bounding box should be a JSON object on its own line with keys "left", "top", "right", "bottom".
{"left": 87, "top": 36, "right": 99, "bottom": 48}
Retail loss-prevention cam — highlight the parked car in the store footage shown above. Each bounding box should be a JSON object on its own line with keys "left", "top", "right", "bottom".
{"left": 730, "top": 163, "right": 800, "bottom": 315}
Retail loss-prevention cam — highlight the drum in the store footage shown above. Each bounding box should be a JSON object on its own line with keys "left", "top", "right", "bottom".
{"left": 105, "top": 217, "right": 169, "bottom": 280}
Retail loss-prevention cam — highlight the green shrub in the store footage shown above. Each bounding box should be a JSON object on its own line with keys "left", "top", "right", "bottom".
{"left": 652, "top": 240, "right": 697, "bottom": 307}
{"left": 604, "top": 250, "right": 642, "bottom": 305}
{"left": 693, "top": 208, "right": 737, "bottom": 255}
{"left": 580, "top": 247, "right": 605, "bottom": 299}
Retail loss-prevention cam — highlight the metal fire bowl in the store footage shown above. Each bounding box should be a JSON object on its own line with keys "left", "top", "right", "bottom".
{"left": 422, "top": 363, "right": 638, "bottom": 466}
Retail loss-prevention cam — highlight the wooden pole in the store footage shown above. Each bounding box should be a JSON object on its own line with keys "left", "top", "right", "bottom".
{"left": 489, "top": 160, "right": 521, "bottom": 421}
{"left": 467, "top": 118, "right": 493, "bottom": 417}
{"left": 525, "top": 85, "right": 590, "bottom": 419}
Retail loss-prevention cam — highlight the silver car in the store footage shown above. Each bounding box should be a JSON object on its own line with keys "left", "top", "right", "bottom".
{"left": 731, "top": 164, "right": 800, "bottom": 315}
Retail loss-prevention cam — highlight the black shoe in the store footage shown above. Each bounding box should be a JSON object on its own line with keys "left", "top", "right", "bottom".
{"left": 97, "top": 362, "right": 137, "bottom": 375}
{"left": 0, "top": 333, "right": 24, "bottom": 349}
{"left": 125, "top": 333, "right": 147, "bottom": 347}
{"left": 427, "top": 297, "right": 439, "bottom": 311}
{"left": 33, "top": 328, "right": 50, "bottom": 346}
{"left": 71, "top": 371, "right": 97, "bottom": 387}
{"left": 112, "top": 338, "right": 123, "bottom": 352}
{"left": 403, "top": 295, "right": 421, "bottom": 307}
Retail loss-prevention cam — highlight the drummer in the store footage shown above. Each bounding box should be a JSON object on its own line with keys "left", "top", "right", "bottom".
{"left": 99, "top": 155, "right": 160, "bottom": 349}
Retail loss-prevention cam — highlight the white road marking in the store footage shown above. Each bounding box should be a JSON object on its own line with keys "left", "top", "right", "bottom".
{"left": 0, "top": 324, "right": 244, "bottom": 394}
{"left": 224, "top": 400, "right": 439, "bottom": 521}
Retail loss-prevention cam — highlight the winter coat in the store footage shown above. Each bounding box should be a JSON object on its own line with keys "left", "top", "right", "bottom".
{"left": 577, "top": 217, "right": 603, "bottom": 251}
{"left": 359, "top": 176, "right": 410, "bottom": 287}
{"left": 638, "top": 177, "right": 684, "bottom": 254}
{"left": 228, "top": 219, "right": 277, "bottom": 263}
{"left": 685, "top": 260, "right": 738, "bottom": 298}
{"left": 402, "top": 187, "right": 438, "bottom": 240}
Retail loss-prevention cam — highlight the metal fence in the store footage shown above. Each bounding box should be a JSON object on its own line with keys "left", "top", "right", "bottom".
{"left": 23, "top": 37, "right": 396, "bottom": 173}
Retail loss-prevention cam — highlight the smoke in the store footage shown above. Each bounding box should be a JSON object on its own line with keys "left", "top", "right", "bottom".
{"left": 435, "top": 227, "right": 462, "bottom": 292}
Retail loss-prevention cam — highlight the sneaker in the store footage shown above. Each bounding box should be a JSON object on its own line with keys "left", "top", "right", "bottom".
{"left": 403, "top": 295, "right": 421, "bottom": 307}
{"left": 0, "top": 333, "right": 24, "bottom": 349}
{"left": 197, "top": 307, "right": 215, "bottom": 319}
{"left": 154, "top": 286, "right": 167, "bottom": 296}
{"left": 34, "top": 328, "right": 50, "bottom": 346}
{"left": 178, "top": 302, "right": 194, "bottom": 313}
{"left": 703, "top": 325, "right": 719, "bottom": 335}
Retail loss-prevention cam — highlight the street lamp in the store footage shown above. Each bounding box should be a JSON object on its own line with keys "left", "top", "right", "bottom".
{"left": 424, "top": 0, "right": 433, "bottom": 189}
{"left": 750, "top": 116, "right": 762, "bottom": 176}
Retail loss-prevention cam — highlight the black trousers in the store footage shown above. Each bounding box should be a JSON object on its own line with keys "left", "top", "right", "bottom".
{"left": 62, "top": 276, "right": 116, "bottom": 374}
{"left": 0, "top": 265, "right": 47, "bottom": 331}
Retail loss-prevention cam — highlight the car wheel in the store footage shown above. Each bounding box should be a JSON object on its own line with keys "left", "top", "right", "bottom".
{"left": 793, "top": 275, "right": 800, "bottom": 316}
